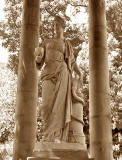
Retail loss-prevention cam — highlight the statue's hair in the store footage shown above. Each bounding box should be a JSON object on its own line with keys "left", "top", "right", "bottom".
{"left": 54, "top": 16, "right": 65, "bottom": 28}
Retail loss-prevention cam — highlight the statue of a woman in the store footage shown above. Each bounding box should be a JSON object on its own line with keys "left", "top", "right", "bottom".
{"left": 35, "top": 16, "right": 82, "bottom": 142}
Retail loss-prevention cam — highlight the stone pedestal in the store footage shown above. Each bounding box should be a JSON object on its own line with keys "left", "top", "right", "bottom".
{"left": 69, "top": 102, "right": 85, "bottom": 144}
{"left": 27, "top": 142, "right": 89, "bottom": 160}
{"left": 27, "top": 87, "right": 90, "bottom": 160}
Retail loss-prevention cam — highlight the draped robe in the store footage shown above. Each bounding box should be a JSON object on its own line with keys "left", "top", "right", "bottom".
{"left": 39, "top": 39, "right": 75, "bottom": 141}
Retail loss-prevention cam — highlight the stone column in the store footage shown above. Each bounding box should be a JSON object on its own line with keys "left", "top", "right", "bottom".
{"left": 13, "top": 0, "right": 40, "bottom": 159}
{"left": 89, "top": 0, "right": 112, "bottom": 159}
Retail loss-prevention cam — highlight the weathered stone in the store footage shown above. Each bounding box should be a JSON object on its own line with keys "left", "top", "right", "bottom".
{"left": 27, "top": 157, "right": 59, "bottom": 160}
{"left": 34, "top": 142, "right": 87, "bottom": 151}
{"left": 27, "top": 142, "right": 89, "bottom": 160}
{"left": 29, "top": 16, "right": 89, "bottom": 160}
{"left": 35, "top": 16, "right": 83, "bottom": 142}
{"left": 69, "top": 102, "right": 85, "bottom": 144}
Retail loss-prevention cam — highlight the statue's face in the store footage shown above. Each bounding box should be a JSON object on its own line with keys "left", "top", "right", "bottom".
{"left": 54, "top": 21, "right": 64, "bottom": 34}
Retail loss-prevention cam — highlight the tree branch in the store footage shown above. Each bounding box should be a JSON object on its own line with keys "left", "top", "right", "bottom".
{"left": 70, "top": 3, "right": 88, "bottom": 8}
{"left": 44, "top": 6, "right": 56, "bottom": 16}
{"left": 0, "top": 30, "right": 8, "bottom": 38}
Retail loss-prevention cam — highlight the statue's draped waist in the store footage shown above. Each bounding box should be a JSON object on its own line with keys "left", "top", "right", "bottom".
{"left": 41, "top": 50, "right": 66, "bottom": 83}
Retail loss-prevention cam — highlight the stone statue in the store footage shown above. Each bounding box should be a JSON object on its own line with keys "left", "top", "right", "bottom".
{"left": 34, "top": 16, "right": 83, "bottom": 143}
{"left": 69, "top": 77, "right": 85, "bottom": 144}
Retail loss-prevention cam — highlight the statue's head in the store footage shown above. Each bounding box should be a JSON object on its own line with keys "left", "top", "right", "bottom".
{"left": 54, "top": 16, "right": 65, "bottom": 34}
{"left": 54, "top": 16, "right": 65, "bottom": 28}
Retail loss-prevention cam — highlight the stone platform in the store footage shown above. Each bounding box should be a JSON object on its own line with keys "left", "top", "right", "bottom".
{"left": 27, "top": 142, "right": 89, "bottom": 160}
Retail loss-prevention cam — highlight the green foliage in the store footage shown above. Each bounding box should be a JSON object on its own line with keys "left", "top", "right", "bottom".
{"left": 0, "top": 63, "right": 16, "bottom": 144}
{"left": 106, "top": 1, "right": 122, "bottom": 158}
{"left": 0, "top": 0, "right": 86, "bottom": 74}
{"left": 0, "top": 0, "right": 22, "bottom": 53}
{"left": 109, "top": 54, "right": 122, "bottom": 159}
{"left": 106, "top": 0, "right": 122, "bottom": 46}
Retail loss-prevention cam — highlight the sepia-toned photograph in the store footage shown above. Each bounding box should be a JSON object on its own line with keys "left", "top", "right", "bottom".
{"left": 0, "top": 0, "right": 121, "bottom": 160}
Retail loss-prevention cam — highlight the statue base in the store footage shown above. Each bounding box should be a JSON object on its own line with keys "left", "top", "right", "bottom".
{"left": 27, "top": 142, "right": 90, "bottom": 160}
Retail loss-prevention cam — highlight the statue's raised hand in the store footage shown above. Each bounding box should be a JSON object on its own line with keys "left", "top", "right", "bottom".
{"left": 35, "top": 47, "right": 44, "bottom": 63}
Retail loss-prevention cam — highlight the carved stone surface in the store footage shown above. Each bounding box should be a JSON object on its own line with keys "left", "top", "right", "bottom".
{"left": 68, "top": 102, "right": 86, "bottom": 144}
{"left": 27, "top": 157, "right": 59, "bottom": 160}
{"left": 27, "top": 142, "right": 89, "bottom": 160}
{"left": 35, "top": 16, "right": 85, "bottom": 142}
{"left": 33, "top": 16, "right": 89, "bottom": 160}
